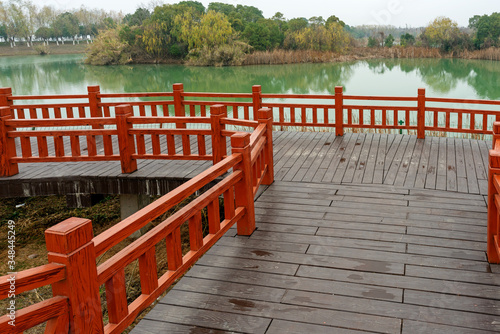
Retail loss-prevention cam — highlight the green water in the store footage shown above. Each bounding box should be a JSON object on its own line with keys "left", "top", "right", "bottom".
{"left": 0, "top": 54, "right": 499, "bottom": 100}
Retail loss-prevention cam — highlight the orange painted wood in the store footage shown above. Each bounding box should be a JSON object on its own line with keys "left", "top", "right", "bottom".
{"left": 259, "top": 108, "right": 274, "bottom": 185}
{"left": 116, "top": 104, "right": 138, "bottom": 174}
{"left": 182, "top": 134, "right": 191, "bottom": 155}
{"left": 88, "top": 85, "right": 103, "bottom": 123}
{"left": 488, "top": 121, "right": 500, "bottom": 263}
{"left": 136, "top": 134, "right": 146, "bottom": 155}
{"left": 208, "top": 199, "right": 221, "bottom": 234}
{"left": 66, "top": 106, "right": 74, "bottom": 118}
{"left": 0, "top": 107, "right": 19, "bottom": 176}
{"left": 244, "top": 105, "right": 249, "bottom": 119}
{"left": 42, "top": 107, "right": 49, "bottom": 118}
{"left": 93, "top": 154, "right": 241, "bottom": 256}
{"left": 151, "top": 104, "right": 158, "bottom": 116}
{"left": 189, "top": 212, "right": 203, "bottom": 251}
{"left": 139, "top": 104, "right": 146, "bottom": 116}
{"left": 189, "top": 104, "right": 196, "bottom": 116}
{"left": 97, "top": 169, "right": 242, "bottom": 284}
{"left": 54, "top": 106, "right": 61, "bottom": 118}
{"left": 87, "top": 134, "right": 97, "bottom": 156}
{"left": 0, "top": 296, "right": 69, "bottom": 334}
{"left": 221, "top": 118, "right": 259, "bottom": 128}
{"left": 231, "top": 132, "right": 255, "bottom": 235}
{"left": 301, "top": 107, "right": 307, "bottom": 125}
{"left": 151, "top": 134, "right": 161, "bottom": 155}
{"left": 335, "top": 86, "right": 344, "bottom": 136}
{"left": 20, "top": 136, "right": 31, "bottom": 158}
{"left": 0, "top": 263, "right": 65, "bottom": 299}
{"left": 78, "top": 106, "right": 86, "bottom": 118}
{"left": 200, "top": 105, "right": 206, "bottom": 117}
{"left": 12, "top": 155, "right": 121, "bottom": 163}
{"left": 290, "top": 106, "right": 296, "bottom": 124}
{"left": 417, "top": 88, "right": 426, "bottom": 138}
{"left": 103, "top": 134, "right": 114, "bottom": 156}
{"left": 252, "top": 85, "right": 262, "bottom": 120}
{"left": 102, "top": 207, "right": 244, "bottom": 334}
{"left": 16, "top": 108, "right": 25, "bottom": 119}
{"left": 166, "top": 227, "right": 183, "bottom": 270}
{"left": 37, "top": 136, "right": 48, "bottom": 157}
{"left": 139, "top": 247, "right": 158, "bottom": 295}
{"left": 70, "top": 135, "right": 80, "bottom": 156}
{"left": 166, "top": 134, "right": 176, "bottom": 155}
{"left": 54, "top": 135, "right": 64, "bottom": 157}
{"left": 106, "top": 268, "right": 129, "bottom": 324}
{"left": 223, "top": 188, "right": 235, "bottom": 220}
{"left": 193, "top": 135, "right": 204, "bottom": 157}
{"left": 7, "top": 117, "right": 116, "bottom": 128}
{"left": 211, "top": 104, "right": 225, "bottom": 164}
{"left": 45, "top": 217, "right": 104, "bottom": 333}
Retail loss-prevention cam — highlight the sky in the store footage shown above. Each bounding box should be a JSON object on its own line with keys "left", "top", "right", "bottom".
{"left": 39, "top": 0, "right": 499, "bottom": 27}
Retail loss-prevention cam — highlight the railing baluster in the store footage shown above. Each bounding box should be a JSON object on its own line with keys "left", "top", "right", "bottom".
{"left": 208, "top": 199, "right": 221, "bottom": 234}
{"left": 166, "top": 227, "right": 182, "bottom": 270}
{"left": 152, "top": 134, "right": 161, "bottom": 155}
{"left": 151, "top": 104, "right": 158, "bottom": 117}
{"left": 417, "top": 88, "right": 426, "bottom": 138}
{"left": 21, "top": 136, "right": 32, "bottom": 158}
{"left": 54, "top": 135, "right": 64, "bottom": 157}
{"left": 167, "top": 134, "right": 176, "bottom": 155}
{"left": 139, "top": 248, "right": 158, "bottom": 295}
{"left": 116, "top": 104, "right": 137, "bottom": 173}
{"left": 197, "top": 134, "right": 206, "bottom": 156}
{"left": 223, "top": 188, "right": 235, "bottom": 220}
{"left": 189, "top": 212, "right": 203, "bottom": 251}
{"left": 105, "top": 269, "right": 128, "bottom": 325}
{"left": 70, "top": 135, "right": 80, "bottom": 156}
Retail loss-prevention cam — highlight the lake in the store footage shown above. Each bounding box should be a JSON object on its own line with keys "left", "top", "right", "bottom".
{"left": 1, "top": 54, "right": 499, "bottom": 101}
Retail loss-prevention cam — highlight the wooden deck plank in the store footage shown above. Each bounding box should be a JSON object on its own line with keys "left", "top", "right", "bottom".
{"left": 331, "top": 133, "right": 359, "bottom": 183}
{"left": 394, "top": 135, "right": 417, "bottom": 187}
{"left": 342, "top": 133, "right": 367, "bottom": 183}
{"left": 424, "top": 136, "right": 439, "bottom": 190}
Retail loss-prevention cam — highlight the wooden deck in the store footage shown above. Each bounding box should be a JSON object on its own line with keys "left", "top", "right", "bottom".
{"left": 132, "top": 180, "right": 499, "bottom": 334}
{"left": 0, "top": 132, "right": 491, "bottom": 198}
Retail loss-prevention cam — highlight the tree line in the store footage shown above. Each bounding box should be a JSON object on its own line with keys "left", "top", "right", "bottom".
{"left": 0, "top": 0, "right": 121, "bottom": 46}
{"left": 1, "top": 0, "right": 499, "bottom": 66}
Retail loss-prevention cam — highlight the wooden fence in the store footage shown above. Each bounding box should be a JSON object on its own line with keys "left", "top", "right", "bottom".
{"left": 488, "top": 122, "right": 500, "bottom": 264}
{"left": 0, "top": 103, "right": 274, "bottom": 333}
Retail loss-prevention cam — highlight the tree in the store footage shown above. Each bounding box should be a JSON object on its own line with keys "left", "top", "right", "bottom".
{"left": 52, "top": 12, "right": 79, "bottom": 44}
{"left": 35, "top": 26, "right": 52, "bottom": 44}
{"left": 469, "top": 13, "right": 500, "bottom": 49}
{"left": 367, "top": 36, "right": 378, "bottom": 47}
{"left": 176, "top": 10, "right": 233, "bottom": 50}
{"left": 400, "top": 33, "right": 415, "bottom": 47}
{"left": 84, "top": 28, "right": 131, "bottom": 65}
{"left": 421, "top": 17, "right": 461, "bottom": 51}
{"left": 123, "top": 8, "right": 150, "bottom": 26}
{"left": 242, "top": 22, "right": 271, "bottom": 51}
{"left": 385, "top": 34, "right": 394, "bottom": 47}
{"left": 287, "top": 17, "right": 308, "bottom": 32}
{"left": 207, "top": 2, "right": 234, "bottom": 16}
{"left": 326, "top": 15, "right": 345, "bottom": 28}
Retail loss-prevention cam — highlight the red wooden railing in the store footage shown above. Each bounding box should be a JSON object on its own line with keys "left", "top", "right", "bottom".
{"left": 487, "top": 122, "right": 500, "bottom": 264}
{"left": 0, "top": 103, "right": 273, "bottom": 333}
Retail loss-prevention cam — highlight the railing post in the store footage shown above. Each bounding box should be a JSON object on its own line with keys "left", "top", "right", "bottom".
{"left": 252, "top": 85, "right": 262, "bottom": 121}
{"left": 487, "top": 122, "right": 500, "bottom": 263}
{"left": 210, "top": 104, "right": 227, "bottom": 165}
{"left": 0, "top": 107, "right": 18, "bottom": 176}
{"left": 116, "top": 104, "right": 137, "bottom": 173}
{"left": 87, "top": 85, "right": 102, "bottom": 118}
{"left": 335, "top": 86, "right": 344, "bottom": 136}
{"left": 231, "top": 132, "right": 255, "bottom": 235}
{"left": 258, "top": 107, "right": 274, "bottom": 185}
{"left": 417, "top": 88, "right": 426, "bottom": 139}
{"left": 173, "top": 83, "right": 185, "bottom": 117}
{"left": 0, "top": 87, "right": 13, "bottom": 117}
{"left": 45, "top": 217, "right": 104, "bottom": 333}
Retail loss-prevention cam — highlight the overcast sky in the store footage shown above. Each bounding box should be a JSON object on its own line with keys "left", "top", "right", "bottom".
{"left": 40, "top": 0, "right": 499, "bottom": 27}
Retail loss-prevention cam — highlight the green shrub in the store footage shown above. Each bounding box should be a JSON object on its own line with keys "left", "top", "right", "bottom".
{"left": 84, "top": 28, "right": 132, "bottom": 65}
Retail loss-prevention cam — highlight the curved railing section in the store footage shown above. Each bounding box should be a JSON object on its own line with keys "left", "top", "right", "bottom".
{"left": 0, "top": 104, "right": 274, "bottom": 333}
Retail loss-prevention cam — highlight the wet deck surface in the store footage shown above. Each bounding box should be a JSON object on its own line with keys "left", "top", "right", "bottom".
{"left": 0, "top": 132, "right": 491, "bottom": 198}
{"left": 132, "top": 180, "right": 499, "bottom": 333}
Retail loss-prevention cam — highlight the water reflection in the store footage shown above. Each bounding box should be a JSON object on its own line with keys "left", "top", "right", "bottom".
{"left": 365, "top": 58, "right": 500, "bottom": 99}
{"left": 0, "top": 55, "right": 499, "bottom": 100}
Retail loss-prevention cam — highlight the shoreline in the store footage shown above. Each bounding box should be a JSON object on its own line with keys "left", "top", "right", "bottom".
{"left": 1, "top": 44, "right": 498, "bottom": 64}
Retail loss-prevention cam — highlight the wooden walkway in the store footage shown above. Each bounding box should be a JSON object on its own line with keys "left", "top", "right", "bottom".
{"left": 0, "top": 132, "right": 491, "bottom": 198}
{"left": 132, "top": 180, "right": 499, "bottom": 334}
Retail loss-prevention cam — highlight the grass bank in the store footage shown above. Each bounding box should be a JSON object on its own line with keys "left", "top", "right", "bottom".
{"left": 0, "top": 42, "right": 88, "bottom": 57}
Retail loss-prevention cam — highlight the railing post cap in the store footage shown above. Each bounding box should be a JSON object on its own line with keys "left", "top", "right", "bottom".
{"left": 335, "top": 86, "right": 343, "bottom": 93}
{"left": 231, "top": 132, "right": 251, "bottom": 148}
{"left": 252, "top": 85, "right": 262, "bottom": 92}
{"left": 87, "top": 85, "right": 100, "bottom": 92}
{"left": 258, "top": 107, "right": 272, "bottom": 120}
{"left": 211, "top": 104, "right": 225, "bottom": 116}
{"left": 418, "top": 88, "right": 425, "bottom": 95}
{"left": 0, "top": 87, "right": 12, "bottom": 94}
{"left": 115, "top": 104, "right": 133, "bottom": 115}
{"left": 173, "top": 83, "right": 184, "bottom": 90}
{"left": 45, "top": 217, "right": 93, "bottom": 254}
